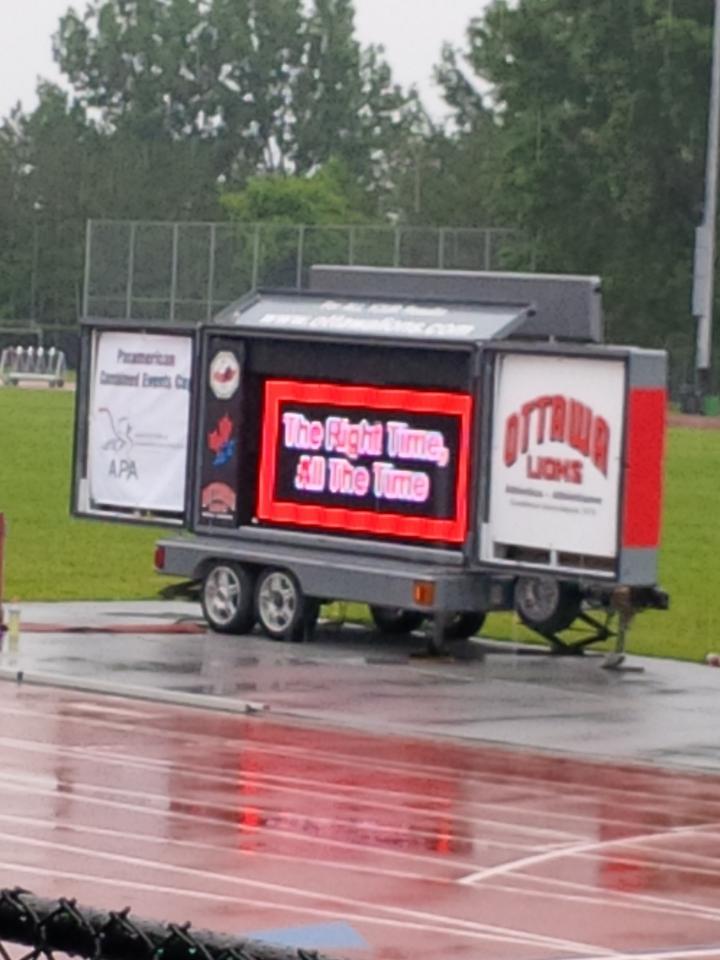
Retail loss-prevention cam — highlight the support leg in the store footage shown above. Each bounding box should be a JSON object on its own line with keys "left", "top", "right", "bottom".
{"left": 427, "top": 612, "right": 449, "bottom": 657}
{"left": 602, "top": 588, "right": 642, "bottom": 671}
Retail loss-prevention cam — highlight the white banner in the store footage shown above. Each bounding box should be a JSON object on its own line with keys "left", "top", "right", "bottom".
{"left": 87, "top": 331, "right": 193, "bottom": 513}
{"left": 484, "top": 354, "right": 626, "bottom": 561}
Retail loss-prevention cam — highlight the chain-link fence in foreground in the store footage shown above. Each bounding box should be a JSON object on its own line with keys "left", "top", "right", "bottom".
{"left": 0, "top": 890, "right": 342, "bottom": 960}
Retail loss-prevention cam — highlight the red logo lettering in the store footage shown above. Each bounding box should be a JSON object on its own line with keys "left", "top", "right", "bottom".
{"left": 504, "top": 395, "right": 610, "bottom": 477}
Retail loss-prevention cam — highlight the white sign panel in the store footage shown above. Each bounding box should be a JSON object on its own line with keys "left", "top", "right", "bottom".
{"left": 87, "top": 331, "right": 193, "bottom": 513}
{"left": 484, "top": 354, "right": 626, "bottom": 562}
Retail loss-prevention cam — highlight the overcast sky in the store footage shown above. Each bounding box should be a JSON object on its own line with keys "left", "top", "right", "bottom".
{"left": 0, "top": 0, "right": 487, "bottom": 122}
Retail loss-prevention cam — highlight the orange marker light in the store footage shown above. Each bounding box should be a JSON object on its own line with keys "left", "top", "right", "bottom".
{"left": 413, "top": 581, "right": 435, "bottom": 607}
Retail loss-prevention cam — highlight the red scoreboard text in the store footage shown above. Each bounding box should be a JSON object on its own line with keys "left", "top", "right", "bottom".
{"left": 257, "top": 380, "right": 472, "bottom": 544}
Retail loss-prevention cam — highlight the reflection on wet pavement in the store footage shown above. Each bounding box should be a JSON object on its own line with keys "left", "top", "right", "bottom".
{"left": 3, "top": 603, "right": 720, "bottom": 774}
{"left": 1, "top": 683, "right": 720, "bottom": 960}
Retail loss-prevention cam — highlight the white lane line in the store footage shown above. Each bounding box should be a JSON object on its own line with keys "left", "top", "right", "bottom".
{"left": 7, "top": 773, "right": 713, "bottom": 897}
{"left": 491, "top": 866, "right": 720, "bottom": 922}
{"left": 0, "top": 776, "right": 487, "bottom": 872}
{"left": 457, "top": 825, "right": 710, "bottom": 886}
{"left": 6, "top": 810, "right": 715, "bottom": 930}
{"left": 0, "top": 770, "right": 534, "bottom": 853}
{"left": 0, "top": 737, "right": 620, "bottom": 845}
{"left": 0, "top": 811, "right": 460, "bottom": 886}
{"left": 0, "top": 834, "right": 619, "bottom": 955}
{"left": 0, "top": 858, "right": 616, "bottom": 951}
{"left": 483, "top": 876, "right": 720, "bottom": 924}
{"left": 0, "top": 763, "right": 577, "bottom": 856}
{"left": 65, "top": 702, "right": 159, "bottom": 720}
{"left": 0, "top": 709, "right": 716, "bottom": 848}
{"left": 4, "top": 696, "right": 718, "bottom": 813}
{"left": 558, "top": 947, "right": 720, "bottom": 960}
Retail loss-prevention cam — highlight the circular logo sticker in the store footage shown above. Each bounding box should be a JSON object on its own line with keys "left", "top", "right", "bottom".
{"left": 209, "top": 351, "right": 240, "bottom": 400}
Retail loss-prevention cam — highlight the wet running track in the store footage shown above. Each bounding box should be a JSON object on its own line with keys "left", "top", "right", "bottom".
{"left": 2, "top": 679, "right": 720, "bottom": 960}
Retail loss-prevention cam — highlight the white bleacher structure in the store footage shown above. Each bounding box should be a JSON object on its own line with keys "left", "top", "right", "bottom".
{"left": 0, "top": 345, "right": 67, "bottom": 388}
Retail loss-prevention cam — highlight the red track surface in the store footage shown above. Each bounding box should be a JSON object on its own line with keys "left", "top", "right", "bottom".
{"left": 2, "top": 683, "right": 720, "bottom": 960}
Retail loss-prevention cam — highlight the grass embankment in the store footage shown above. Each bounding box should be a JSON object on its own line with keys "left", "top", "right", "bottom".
{"left": 0, "top": 390, "right": 166, "bottom": 600}
{"left": 1, "top": 388, "right": 718, "bottom": 660}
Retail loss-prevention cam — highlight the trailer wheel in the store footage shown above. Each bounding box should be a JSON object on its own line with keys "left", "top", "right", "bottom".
{"left": 514, "top": 577, "right": 582, "bottom": 637}
{"left": 443, "top": 611, "right": 486, "bottom": 640}
{"left": 255, "top": 568, "right": 318, "bottom": 641}
{"left": 201, "top": 562, "right": 256, "bottom": 635}
{"left": 370, "top": 606, "right": 425, "bottom": 635}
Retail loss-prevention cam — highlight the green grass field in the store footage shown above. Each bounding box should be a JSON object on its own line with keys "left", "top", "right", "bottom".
{"left": 1, "top": 388, "right": 718, "bottom": 660}
{"left": 0, "top": 390, "right": 166, "bottom": 600}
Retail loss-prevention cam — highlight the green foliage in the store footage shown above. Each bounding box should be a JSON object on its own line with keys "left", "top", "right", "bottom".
{"left": 220, "top": 160, "right": 374, "bottom": 285}
{"left": 2, "top": 0, "right": 714, "bottom": 367}
{"left": 221, "top": 161, "right": 367, "bottom": 225}
{"left": 53, "top": 0, "right": 416, "bottom": 187}
{"left": 0, "top": 0, "right": 423, "bottom": 327}
{"left": 438, "top": 0, "right": 713, "bottom": 346}
{"left": 0, "top": 82, "right": 223, "bottom": 327}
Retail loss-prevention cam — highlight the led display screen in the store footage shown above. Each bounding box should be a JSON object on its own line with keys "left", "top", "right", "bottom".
{"left": 257, "top": 380, "right": 472, "bottom": 543}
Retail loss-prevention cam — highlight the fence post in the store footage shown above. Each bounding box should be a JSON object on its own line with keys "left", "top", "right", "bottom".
{"left": 251, "top": 225, "right": 260, "bottom": 290}
{"left": 348, "top": 225, "right": 355, "bottom": 266}
{"left": 30, "top": 223, "right": 40, "bottom": 321}
{"left": 125, "top": 223, "right": 136, "bottom": 320}
{"left": 296, "top": 224, "right": 306, "bottom": 289}
{"left": 0, "top": 513, "right": 5, "bottom": 632}
{"left": 83, "top": 221, "right": 93, "bottom": 318}
{"left": 393, "top": 227, "right": 401, "bottom": 267}
{"left": 169, "top": 223, "right": 179, "bottom": 322}
{"left": 438, "top": 228, "right": 446, "bottom": 270}
{"left": 484, "top": 230, "right": 492, "bottom": 270}
{"left": 206, "top": 223, "right": 216, "bottom": 322}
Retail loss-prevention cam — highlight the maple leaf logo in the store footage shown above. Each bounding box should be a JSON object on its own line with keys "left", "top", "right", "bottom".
{"left": 214, "top": 365, "right": 235, "bottom": 384}
{"left": 209, "top": 415, "right": 233, "bottom": 454}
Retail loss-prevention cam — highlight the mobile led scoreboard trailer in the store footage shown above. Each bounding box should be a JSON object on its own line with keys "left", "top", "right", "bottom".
{"left": 72, "top": 266, "right": 668, "bottom": 660}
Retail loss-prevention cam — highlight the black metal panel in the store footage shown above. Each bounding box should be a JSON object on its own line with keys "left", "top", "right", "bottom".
{"left": 213, "top": 289, "right": 529, "bottom": 345}
{"left": 194, "top": 336, "right": 245, "bottom": 529}
{"left": 309, "top": 266, "right": 603, "bottom": 343}
{"left": 245, "top": 336, "right": 472, "bottom": 390}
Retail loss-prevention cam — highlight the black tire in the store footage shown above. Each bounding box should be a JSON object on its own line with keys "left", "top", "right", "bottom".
{"left": 201, "top": 562, "right": 256, "bottom": 635}
{"left": 370, "top": 606, "right": 425, "bottom": 635}
{"left": 514, "top": 577, "right": 582, "bottom": 637}
{"left": 255, "top": 567, "right": 318, "bottom": 641}
{"left": 443, "top": 611, "right": 486, "bottom": 640}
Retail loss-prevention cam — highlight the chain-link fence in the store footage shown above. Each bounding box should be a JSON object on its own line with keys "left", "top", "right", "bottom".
{"left": 0, "top": 889, "right": 339, "bottom": 960}
{"left": 82, "top": 220, "right": 526, "bottom": 323}
{"left": 0, "top": 219, "right": 86, "bottom": 328}
{"left": 0, "top": 217, "right": 710, "bottom": 398}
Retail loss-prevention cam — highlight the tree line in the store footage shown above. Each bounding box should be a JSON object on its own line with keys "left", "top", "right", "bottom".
{"left": 0, "top": 0, "right": 715, "bottom": 374}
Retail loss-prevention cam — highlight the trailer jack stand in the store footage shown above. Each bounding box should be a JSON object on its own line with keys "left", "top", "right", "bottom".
{"left": 601, "top": 589, "right": 644, "bottom": 672}
{"left": 544, "top": 601, "right": 644, "bottom": 673}
{"left": 545, "top": 612, "right": 615, "bottom": 656}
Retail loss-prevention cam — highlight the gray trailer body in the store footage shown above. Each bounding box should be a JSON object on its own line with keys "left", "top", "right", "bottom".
{"left": 72, "top": 268, "right": 668, "bottom": 645}
{"left": 157, "top": 534, "right": 513, "bottom": 614}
